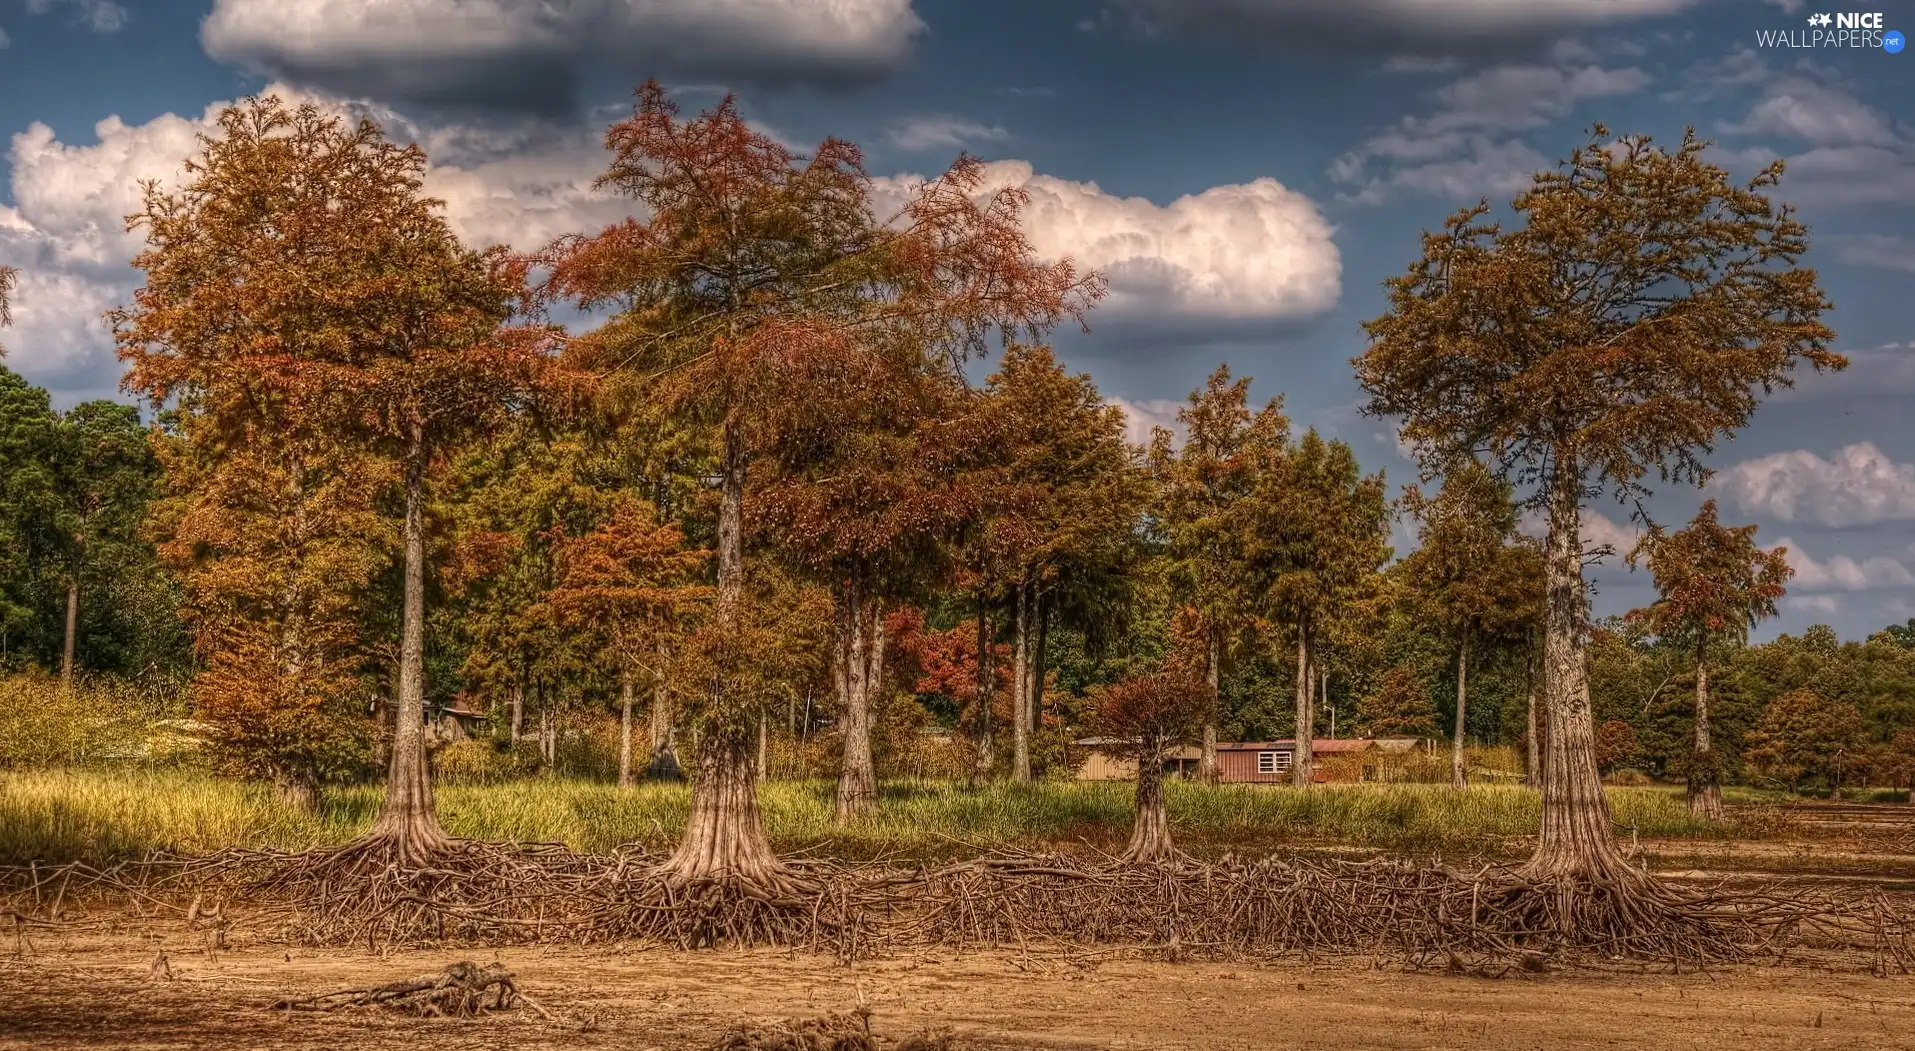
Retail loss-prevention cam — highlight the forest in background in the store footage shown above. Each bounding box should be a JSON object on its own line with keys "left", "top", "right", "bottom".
{"left": 2, "top": 90, "right": 1914, "bottom": 824}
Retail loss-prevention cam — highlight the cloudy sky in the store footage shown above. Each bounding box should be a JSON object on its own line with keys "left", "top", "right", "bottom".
{"left": 1, "top": 0, "right": 1911, "bottom": 640}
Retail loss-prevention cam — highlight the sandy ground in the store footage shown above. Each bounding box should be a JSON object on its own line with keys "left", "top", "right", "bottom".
{"left": 4, "top": 924, "right": 1915, "bottom": 1051}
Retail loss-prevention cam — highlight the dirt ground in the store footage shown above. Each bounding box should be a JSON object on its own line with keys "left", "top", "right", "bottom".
{"left": 5, "top": 921, "right": 1915, "bottom": 1051}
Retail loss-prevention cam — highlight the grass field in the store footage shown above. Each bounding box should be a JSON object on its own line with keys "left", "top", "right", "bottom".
{"left": 0, "top": 768, "right": 1754, "bottom": 865}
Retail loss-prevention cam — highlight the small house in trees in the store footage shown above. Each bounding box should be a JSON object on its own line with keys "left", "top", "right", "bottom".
{"left": 1070, "top": 737, "right": 1204, "bottom": 781}
{"left": 1217, "top": 739, "right": 1388, "bottom": 783}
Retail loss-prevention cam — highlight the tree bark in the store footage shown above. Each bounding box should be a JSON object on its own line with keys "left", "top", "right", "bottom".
{"left": 1198, "top": 628, "right": 1221, "bottom": 783}
{"left": 1524, "top": 641, "right": 1542, "bottom": 789}
{"left": 1123, "top": 736, "right": 1177, "bottom": 863}
{"left": 972, "top": 597, "right": 995, "bottom": 781}
{"left": 618, "top": 669, "right": 636, "bottom": 789}
{"left": 662, "top": 418, "right": 780, "bottom": 881}
{"left": 833, "top": 574, "right": 884, "bottom": 821}
{"left": 1011, "top": 576, "right": 1032, "bottom": 782}
{"left": 648, "top": 635, "right": 681, "bottom": 780}
{"left": 1526, "top": 461, "right": 1627, "bottom": 879}
{"left": 1451, "top": 628, "right": 1469, "bottom": 789}
{"left": 1292, "top": 626, "right": 1315, "bottom": 788}
{"left": 1689, "top": 648, "right": 1723, "bottom": 820}
{"left": 509, "top": 677, "right": 524, "bottom": 744}
{"left": 973, "top": 599, "right": 995, "bottom": 780}
{"left": 757, "top": 712, "right": 769, "bottom": 781}
{"left": 364, "top": 421, "right": 452, "bottom": 864}
{"left": 60, "top": 575, "right": 78, "bottom": 683}
{"left": 1031, "top": 590, "right": 1048, "bottom": 733}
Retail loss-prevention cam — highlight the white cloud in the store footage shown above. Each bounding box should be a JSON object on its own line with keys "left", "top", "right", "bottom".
{"left": 1770, "top": 537, "right": 1915, "bottom": 592}
{"left": 1829, "top": 235, "right": 1915, "bottom": 274}
{"left": 1712, "top": 443, "right": 1915, "bottom": 528}
{"left": 1710, "top": 68, "right": 1915, "bottom": 206}
{"left": 201, "top": 0, "right": 925, "bottom": 114}
{"left": 25, "top": 0, "right": 126, "bottom": 33}
{"left": 1120, "top": 0, "right": 1700, "bottom": 51}
{"left": 1331, "top": 62, "right": 1651, "bottom": 203}
{"left": 1777, "top": 342, "right": 1915, "bottom": 403}
{"left": 0, "top": 86, "right": 633, "bottom": 403}
{"left": 875, "top": 160, "right": 1340, "bottom": 325}
{"left": 1104, "top": 396, "right": 1185, "bottom": 449}
{"left": 1788, "top": 594, "right": 1839, "bottom": 616}
{"left": 888, "top": 116, "right": 1008, "bottom": 153}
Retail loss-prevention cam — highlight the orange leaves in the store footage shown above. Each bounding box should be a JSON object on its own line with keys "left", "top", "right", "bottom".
{"left": 545, "top": 497, "right": 711, "bottom": 662}
{"left": 1626, "top": 498, "right": 1791, "bottom": 650}
{"left": 1087, "top": 670, "right": 1213, "bottom": 759}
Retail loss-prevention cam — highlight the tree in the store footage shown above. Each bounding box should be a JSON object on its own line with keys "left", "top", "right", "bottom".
{"left": 48, "top": 402, "right": 160, "bottom": 682}
{"left": 983, "top": 345, "right": 1147, "bottom": 781}
{"left": 1626, "top": 500, "right": 1790, "bottom": 818}
{"left": 1088, "top": 668, "right": 1213, "bottom": 864}
{"left": 1357, "top": 125, "right": 1839, "bottom": 891}
{"left": 0, "top": 364, "right": 64, "bottom": 667}
{"left": 1743, "top": 688, "right": 1865, "bottom": 792}
{"left": 1594, "top": 719, "right": 1639, "bottom": 774}
{"left": 1149, "top": 367, "right": 1287, "bottom": 780}
{"left": 117, "top": 97, "right": 545, "bottom": 859}
{"left": 1398, "top": 461, "right": 1540, "bottom": 788}
{"left": 539, "top": 84, "right": 1098, "bottom": 885}
{"left": 547, "top": 497, "right": 710, "bottom": 788}
{"left": 1245, "top": 429, "right": 1391, "bottom": 787}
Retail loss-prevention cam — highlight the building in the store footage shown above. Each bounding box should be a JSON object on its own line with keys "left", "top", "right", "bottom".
{"left": 1070, "top": 738, "right": 1205, "bottom": 781}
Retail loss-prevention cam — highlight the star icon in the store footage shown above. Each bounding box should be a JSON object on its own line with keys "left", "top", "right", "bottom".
{"left": 1808, "top": 12, "right": 1833, "bottom": 26}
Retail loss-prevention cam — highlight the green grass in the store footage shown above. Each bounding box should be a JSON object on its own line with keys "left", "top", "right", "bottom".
{"left": 0, "top": 768, "right": 1742, "bottom": 866}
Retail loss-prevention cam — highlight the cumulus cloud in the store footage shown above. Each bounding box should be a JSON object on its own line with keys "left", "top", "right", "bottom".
{"left": 1709, "top": 66, "right": 1915, "bottom": 206}
{"left": 200, "top": 0, "right": 925, "bottom": 115}
{"left": 875, "top": 160, "right": 1340, "bottom": 329}
{"left": 1769, "top": 537, "right": 1915, "bottom": 592}
{"left": 1331, "top": 61, "right": 1650, "bottom": 203}
{"left": 1104, "top": 396, "right": 1185, "bottom": 449}
{"left": 0, "top": 87, "right": 634, "bottom": 404}
{"left": 1788, "top": 594, "right": 1840, "bottom": 616}
{"left": 1115, "top": 0, "right": 1700, "bottom": 55}
{"left": 888, "top": 116, "right": 1008, "bottom": 153}
{"left": 1712, "top": 443, "right": 1915, "bottom": 528}
{"left": 1518, "top": 507, "right": 1641, "bottom": 560}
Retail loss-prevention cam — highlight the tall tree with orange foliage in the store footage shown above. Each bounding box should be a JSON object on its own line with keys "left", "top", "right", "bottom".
{"left": 1358, "top": 125, "right": 1839, "bottom": 902}
{"left": 1626, "top": 500, "right": 1790, "bottom": 819}
{"left": 548, "top": 497, "right": 710, "bottom": 788}
{"left": 540, "top": 83, "right": 1098, "bottom": 882}
{"left": 116, "top": 97, "right": 549, "bottom": 862}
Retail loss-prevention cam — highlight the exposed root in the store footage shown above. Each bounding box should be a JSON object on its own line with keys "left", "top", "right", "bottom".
{"left": 271, "top": 961, "right": 544, "bottom": 1018}
{"left": 711, "top": 1008, "right": 959, "bottom": 1051}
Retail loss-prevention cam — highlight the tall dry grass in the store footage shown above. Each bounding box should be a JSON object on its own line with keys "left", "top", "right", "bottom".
{"left": 0, "top": 768, "right": 1732, "bottom": 865}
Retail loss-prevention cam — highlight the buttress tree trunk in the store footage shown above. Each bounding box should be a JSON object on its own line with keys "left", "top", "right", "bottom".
{"left": 972, "top": 596, "right": 995, "bottom": 781}
{"left": 833, "top": 573, "right": 885, "bottom": 821}
{"left": 1451, "top": 628, "right": 1470, "bottom": 789}
{"left": 1011, "top": 577, "right": 1032, "bottom": 782}
{"left": 1688, "top": 648, "right": 1723, "bottom": 820}
{"left": 1124, "top": 737, "right": 1177, "bottom": 864}
{"left": 1292, "top": 627, "right": 1315, "bottom": 788}
{"left": 663, "top": 419, "right": 780, "bottom": 882}
{"left": 1527, "top": 461, "right": 1627, "bottom": 880}
{"left": 60, "top": 574, "right": 78, "bottom": 683}
{"left": 365, "top": 421, "right": 452, "bottom": 864}
{"left": 1198, "top": 629, "right": 1221, "bottom": 783}
{"left": 618, "top": 669, "right": 636, "bottom": 789}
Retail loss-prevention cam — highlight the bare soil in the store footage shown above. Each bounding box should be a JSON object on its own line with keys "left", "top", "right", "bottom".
{"left": 5, "top": 919, "right": 1915, "bottom": 1051}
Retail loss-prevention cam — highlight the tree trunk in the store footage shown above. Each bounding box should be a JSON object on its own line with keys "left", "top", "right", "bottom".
{"left": 1688, "top": 647, "right": 1723, "bottom": 820}
{"left": 1524, "top": 641, "right": 1542, "bottom": 789}
{"left": 1526, "top": 462, "right": 1626, "bottom": 880}
{"left": 1011, "top": 576, "right": 1032, "bottom": 782}
{"left": 1451, "top": 628, "right": 1469, "bottom": 789}
{"left": 1293, "top": 627, "right": 1315, "bottom": 788}
{"left": 1031, "top": 591, "right": 1048, "bottom": 734}
{"left": 648, "top": 635, "right": 681, "bottom": 779}
{"left": 618, "top": 670, "right": 636, "bottom": 789}
{"left": 1123, "top": 737, "right": 1177, "bottom": 864}
{"left": 1198, "top": 628, "right": 1221, "bottom": 783}
{"left": 972, "top": 597, "right": 995, "bottom": 781}
{"left": 509, "top": 678, "right": 524, "bottom": 744}
{"left": 833, "top": 574, "right": 884, "bottom": 821}
{"left": 757, "top": 712, "right": 769, "bottom": 782}
{"left": 663, "top": 418, "right": 779, "bottom": 881}
{"left": 274, "top": 768, "right": 319, "bottom": 812}
{"left": 364, "top": 422, "right": 452, "bottom": 864}
{"left": 60, "top": 575, "right": 78, "bottom": 683}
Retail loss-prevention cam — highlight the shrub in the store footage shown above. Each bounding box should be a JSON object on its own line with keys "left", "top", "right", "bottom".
{"left": 0, "top": 672, "right": 152, "bottom": 768}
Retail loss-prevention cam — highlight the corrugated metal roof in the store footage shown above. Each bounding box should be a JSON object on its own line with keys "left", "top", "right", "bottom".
{"left": 1216, "top": 739, "right": 1378, "bottom": 753}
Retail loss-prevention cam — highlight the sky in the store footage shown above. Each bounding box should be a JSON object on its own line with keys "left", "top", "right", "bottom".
{"left": 0, "top": 0, "right": 1911, "bottom": 642}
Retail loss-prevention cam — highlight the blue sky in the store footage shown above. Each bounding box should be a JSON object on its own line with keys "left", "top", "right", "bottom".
{"left": 1, "top": 0, "right": 1912, "bottom": 640}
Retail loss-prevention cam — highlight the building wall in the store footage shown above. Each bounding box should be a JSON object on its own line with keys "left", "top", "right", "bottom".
{"left": 1218, "top": 747, "right": 1295, "bottom": 783}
